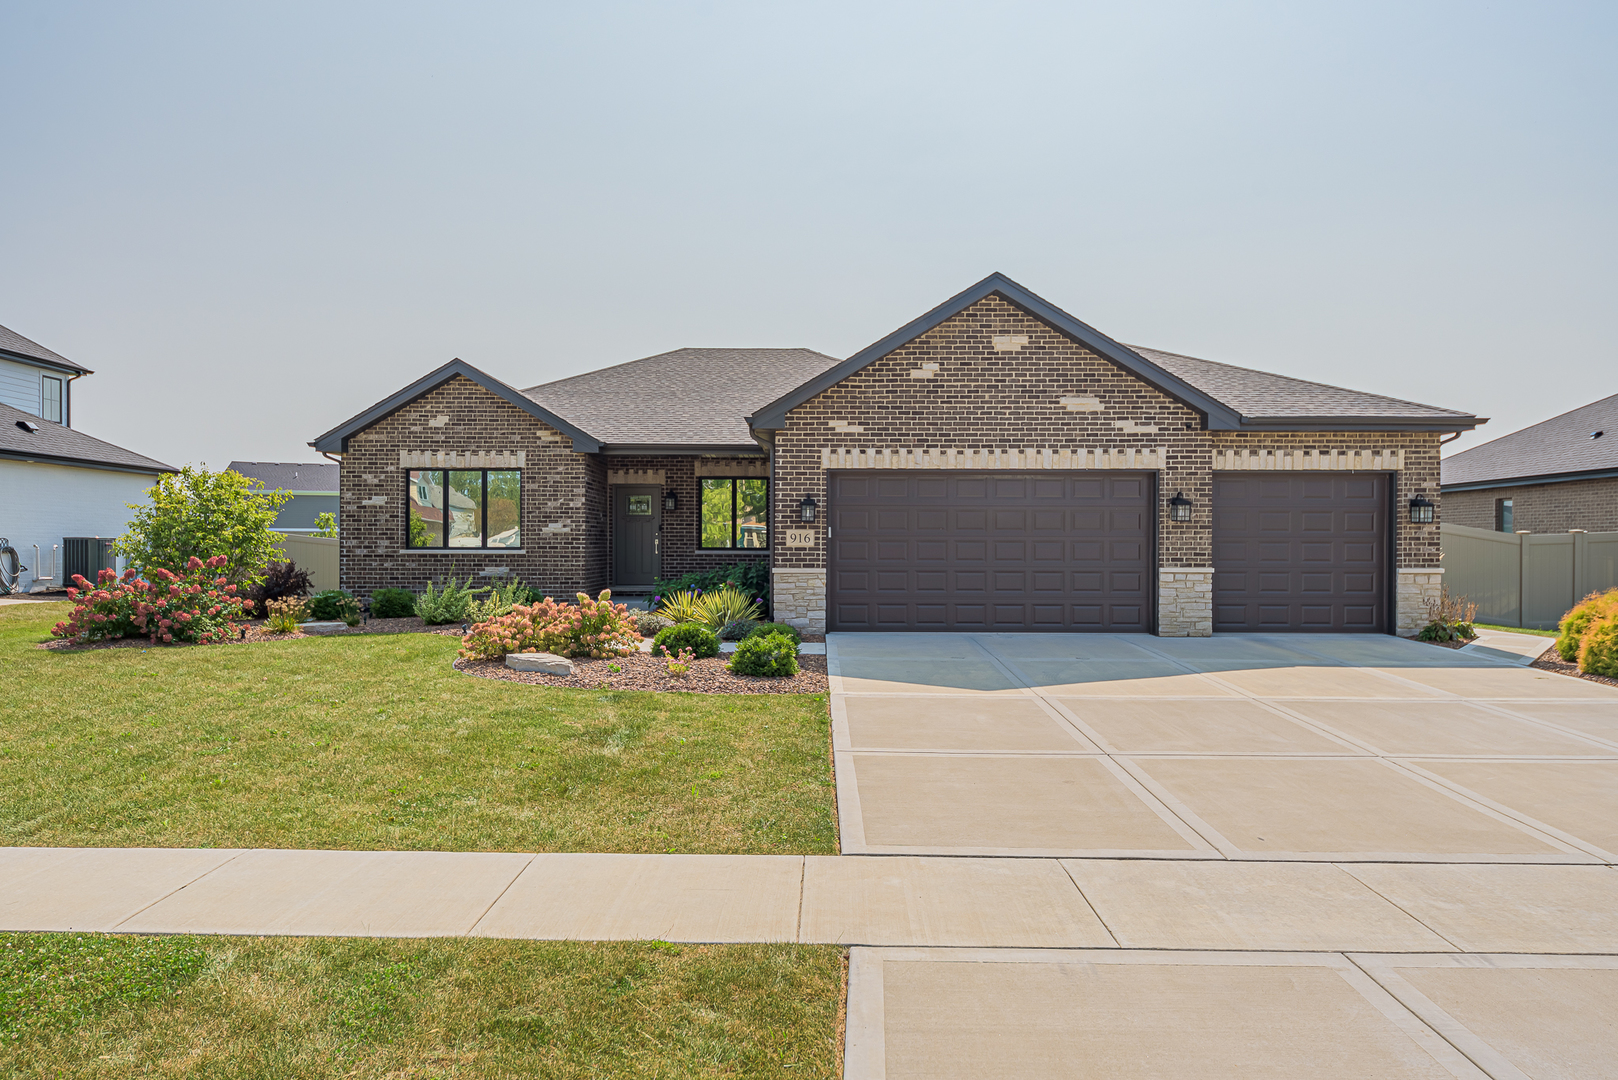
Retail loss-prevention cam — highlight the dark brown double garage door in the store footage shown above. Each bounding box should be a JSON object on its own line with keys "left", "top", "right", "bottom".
{"left": 829, "top": 469, "right": 1391, "bottom": 633}
{"left": 829, "top": 472, "right": 1150, "bottom": 631}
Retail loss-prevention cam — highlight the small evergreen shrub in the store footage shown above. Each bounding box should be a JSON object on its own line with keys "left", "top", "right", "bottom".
{"left": 718, "top": 618, "right": 760, "bottom": 641}
{"left": 727, "top": 631, "right": 798, "bottom": 677}
{"left": 1578, "top": 618, "right": 1618, "bottom": 677}
{"left": 650, "top": 623, "right": 719, "bottom": 659}
{"left": 369, "top": 588, "right": 417, "bottom": 619}
{"left": 634, "top": 611, "right": 673, "bottom": 637}
{"left": 745, "top": 621, "right": 802, "bottom": 646}
{"left": 307, "top": 589, "right": 360, "bottom": 625}
{"left": 690, "top": 586, "right": 762, "bottom": 630}
{"left": 1556, "top": 590, "right": 1618, "bottom": 662}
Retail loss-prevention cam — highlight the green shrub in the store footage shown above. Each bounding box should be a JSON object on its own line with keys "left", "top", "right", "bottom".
{"left": 369, "top": 588, "right": 417, "bottom": 619}
{"left": 113, "top": 464, "right": 290, "bottom": 586}
{"left": 466, "top": 576, "right": 529, "bottom": 624}
{"left": 415, "top": 574, "right": 489, "bottom": 626}
{"left": 634, "top": 610, "right": 672, "bottom": 637}
{"left": 728, "top": 631, "right": 798, "bottom": 677}
{"left": 650, "top": 623, "right": 719, "bottom": 659}
{"left": 745, "top": 621, "right": 802, "bottom": 646}
{"left": 718, "top": 618, "right": 760, "bottom": 641}
{"left": 1579, "top": 618, "right": 1618, "bottom": 677}
{"left": 652, "top": 561, "right": 769, "bottom": 611}
{"left": 1556, "top": 589, "right": 1618, "bottom": 662}
{"left": 689, "top": 586, "right": 763, "bottom": 630}
{"left": 307, "top": 589, "right": 360, "bottom": 625}
{"left": 655, "top": 589, "right": 703, "bottom": 625}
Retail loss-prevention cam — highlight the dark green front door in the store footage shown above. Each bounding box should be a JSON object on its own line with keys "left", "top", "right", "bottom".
{"left": 613, "top": 486, "right": 661, "bottom": 587}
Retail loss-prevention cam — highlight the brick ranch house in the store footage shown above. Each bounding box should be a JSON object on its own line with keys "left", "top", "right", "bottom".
{"left": 311, "top": 274, "right": 1483, "bottom": 636}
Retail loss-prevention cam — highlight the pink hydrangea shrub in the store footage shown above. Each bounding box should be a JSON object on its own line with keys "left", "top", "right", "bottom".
{"left": 460, "top": 590, "right": 640, "bottom": 661}
{"left": 51, "top": 556, "right": 254, "bottom": 645}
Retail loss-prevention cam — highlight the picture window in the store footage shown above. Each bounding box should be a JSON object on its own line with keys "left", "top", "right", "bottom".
{"left": 700, "top": 478, "right": 768, "bottom": 549}
{"left": 407, "top": 470, "right": 521, "bottom": 549}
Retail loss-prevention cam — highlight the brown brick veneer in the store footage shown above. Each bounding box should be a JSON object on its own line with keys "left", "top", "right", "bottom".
{"left": 600, "top": 454, "right": 770, "bottom": 588}
{"left": 1444, "top": 476, "right": 1618, "bottom": 534}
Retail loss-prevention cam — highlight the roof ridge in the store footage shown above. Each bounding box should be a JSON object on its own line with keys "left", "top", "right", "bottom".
{"left": 1445, "top": 391, "right": 1618, "bottom": 459}
{"left": 1129, "top": 344, "right": 1471, "bottom": 418}
{"left": 523, "top": 347, "right": 838, "bottom": 395}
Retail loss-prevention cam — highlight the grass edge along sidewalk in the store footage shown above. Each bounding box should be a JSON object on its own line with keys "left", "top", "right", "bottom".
{"left": 0, "top": 932, "right": 844, "bottom": 1078}
{"left": 0, "top": 602, "right": 835, "bottom": 855}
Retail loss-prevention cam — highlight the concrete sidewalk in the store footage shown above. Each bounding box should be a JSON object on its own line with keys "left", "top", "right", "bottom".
{"left": 6, "top": 846, "right": 1618, "bottom": 953}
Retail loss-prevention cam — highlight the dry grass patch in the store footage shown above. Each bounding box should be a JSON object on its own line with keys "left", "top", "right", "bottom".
{"left": 0, "top": 603, "right": 834, "bottom": 854}
{"left": 0, "top": 932, "right": 843, "bottom": 1078}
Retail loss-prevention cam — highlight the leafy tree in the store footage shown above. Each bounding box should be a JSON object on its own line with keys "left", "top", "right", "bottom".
{"left": 114, "top": 465, "right": 290, "bottom": 585}
{"left": 313, "top": 512, "right": 339, "bottom": 538}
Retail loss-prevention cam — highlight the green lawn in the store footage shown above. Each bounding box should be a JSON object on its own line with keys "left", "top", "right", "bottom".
{"left": 0, "top": 932, "right": 843, "bottom": 1078}
{"left": 0, "top": 603, "right": 835, "bottom": 854}
{"left": 1474, "top": 623, "right": 1557, "bottom": 637}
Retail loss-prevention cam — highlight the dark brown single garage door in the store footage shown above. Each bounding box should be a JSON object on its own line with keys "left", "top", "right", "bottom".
{"left": 1212, "top": 473, "right": 1389, "bottom": 632}
{"left": 829, "top": 471, "right": 1151, "bottom": 631}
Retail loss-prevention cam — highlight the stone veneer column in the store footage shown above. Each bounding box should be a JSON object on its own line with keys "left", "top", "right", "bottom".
{"left": 1158, "top": 569, "right": 1213, "bottom": 637}
{"left": 1396, "top": 567, "right": 1444, "bottom": 636}
{"left": 771, "top": 568, "right": 827, "bottom": 634}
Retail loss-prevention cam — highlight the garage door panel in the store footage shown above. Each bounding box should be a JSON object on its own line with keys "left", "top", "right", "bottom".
{"left": 1214, "top": 472, "right": 1388, "bottom": 633}
{"left": 830, "top": 471, "right": 1151, "bottom": 632}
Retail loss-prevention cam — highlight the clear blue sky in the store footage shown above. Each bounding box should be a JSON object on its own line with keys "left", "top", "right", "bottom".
{"left": 2, "top": 1, "right": 1612, "bottom": 469}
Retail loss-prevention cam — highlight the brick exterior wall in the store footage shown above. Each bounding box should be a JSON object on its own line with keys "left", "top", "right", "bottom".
{"left": 1444, "top": 476, "right": 1618, "bottom": 534}
{"left": 337, "top": 375, "right": 608, "bottom": 599}
{"left": 600, "top": 453, "right": 770, "bottom": 588}
{"left": 768, "top": 296, "right": 1446, "bottom": 633}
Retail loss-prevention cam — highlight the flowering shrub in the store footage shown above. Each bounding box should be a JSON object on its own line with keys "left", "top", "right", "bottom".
{"left": 52, "top": 556, "right": 254, "bottom": 645}
{"left": 459, "top": 590, "right": 640, "bottom": 661}
{"left": 664, "top": 647, "right": 696, "bottom": 676}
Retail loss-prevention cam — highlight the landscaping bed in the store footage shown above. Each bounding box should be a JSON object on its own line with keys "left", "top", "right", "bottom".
{"left": 1530, "top": 643, "right": 1618, "bottom": 689}
{"left": 457, "top": 651, "right": 828, "bottom": 694}
{"left": 0, "top": 933, "right": 843, "bottom": 1078}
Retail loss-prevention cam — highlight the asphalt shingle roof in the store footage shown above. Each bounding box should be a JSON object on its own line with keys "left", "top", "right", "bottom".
{"left": 1442, "top": 393, "right": 1618, "bottom": 488}
{"left": 1130, "top": 345, "right": 1476, "bottom": 423}
{"left": 227, "top": 461, "right": 340, "bottom": 492}
{"left": 0, "top": 401, "right": 174, "bottom": 473}
{"left": 0, "top": 322, "right": 90, "bottom": 373}
{"left": 523, "top": 348, "right": 843, "bottom": 449}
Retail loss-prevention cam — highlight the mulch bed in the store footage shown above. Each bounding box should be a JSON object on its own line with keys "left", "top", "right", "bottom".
{"left": 455, "top": 652, "right": 828, "bottom": 694}
{"left": 1530, "top": 643, "right": 1618, "bottom": 689}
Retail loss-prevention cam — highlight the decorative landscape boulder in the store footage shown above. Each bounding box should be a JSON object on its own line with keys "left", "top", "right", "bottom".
{"left": 299, "top": 621, "right": 349, "bottom": 634}
{"left": 505, "top": 652, "right": 575, "bottom": 675}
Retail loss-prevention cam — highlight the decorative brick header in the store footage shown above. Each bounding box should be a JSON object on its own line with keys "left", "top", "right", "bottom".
{"left": 1212, "top": 447, "right": 1403, "bottom": 471}
{"left": 398, "top": 450, "right": 526, "bottom": 468}
{"left": 819, "top": 446, "right": 1165, "bottom": 470}
{"left": 694, "top": 460, "right": 767, "bottom": 477}
{"left": 607, "top": 468, "right": 666, "bottom": 485}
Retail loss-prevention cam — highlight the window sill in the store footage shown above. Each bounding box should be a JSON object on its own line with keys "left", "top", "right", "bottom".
{"left": 397, "top": 549, "right": 526, "bottom": 555}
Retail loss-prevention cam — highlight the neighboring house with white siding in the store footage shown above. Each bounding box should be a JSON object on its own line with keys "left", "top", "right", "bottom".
{"left": 0, "top": 321, "right": 175, "bottom": 593}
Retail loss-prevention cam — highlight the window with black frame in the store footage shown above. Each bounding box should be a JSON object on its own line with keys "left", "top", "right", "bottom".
{"left": 407, "top": 470, "right": 521, "bottom": 549}
{"left": 700, "top": 478, "right": 768, "bottom": 549}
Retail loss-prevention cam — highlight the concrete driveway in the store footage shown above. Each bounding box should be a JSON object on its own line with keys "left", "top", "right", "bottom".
{"left": 828, "top": 631, "right": 1618, "bottom": 1079}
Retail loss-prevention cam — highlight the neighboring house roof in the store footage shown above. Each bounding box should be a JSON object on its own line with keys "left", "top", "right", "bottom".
{"left": 229, "top": 460, "right": 340, "bottom": 493}
{"left": 748, "top": 273, "right": 1481, "bottom": 433}
{"left": 1131, "top": 346, "right": 1480, "bottom": 430}
{"left": 310, "top": 358, "right": 604, "bottom": 454}
{"left": 523, "top": 348, "right": 842, "bottom": 452}
{"left": 0, "top": 400, "right": 174, "bottom": 474}
{"left": 1441, "top": 392, "right": 1618, "bottom": 491}
{"left": 0, "top": 322, "right": 92, "bottom": 374}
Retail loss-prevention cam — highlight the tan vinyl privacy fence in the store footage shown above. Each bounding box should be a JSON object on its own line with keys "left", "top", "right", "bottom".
{"left": 1442, "top": 523, "right": 1618, "bottom": 630}
{"left": 276, "top": 534, "right": 339, "bottom": 594}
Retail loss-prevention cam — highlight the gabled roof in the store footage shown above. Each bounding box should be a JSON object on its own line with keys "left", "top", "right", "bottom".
{"left": 0, "top": 322, "right": 92, "bottom": 374}
{"left": 1131, "top": 346, "right": 1480, "bottom": 431}
{"left": 0, "top": 400, "right": 174, "bottom": 474}
{"left": 1442, "top": 392, "right": 1618, "bottom": 491}
{"left": 310, "top": 359, "right": 603, "bottom": 454}
{"left": 524, "top": 348, "right": 841, "bottom": 452}
{"left": 749, "top": 273, "right": 1244, "bottom": 430}
{"left": 228, "top": 461, "right": 340, "bottom": 492}
{"left": 748, "top": 273, "right": 1481, "bottom": 433}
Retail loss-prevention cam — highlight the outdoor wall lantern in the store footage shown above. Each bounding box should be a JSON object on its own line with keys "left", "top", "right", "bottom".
{"left": 1409, "top": 493, "right": 1436, "bottom": 524}
{"left": 799, "top": 495, "right": 818, "bottom": 523}
{"left": 1167, "top": 491, "right": 1193, "bottom": 523}
{"left": 663, "top": 490, "right": 678, "bottom": 512}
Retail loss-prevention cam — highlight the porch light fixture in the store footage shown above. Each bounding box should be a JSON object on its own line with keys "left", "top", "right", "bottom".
{"left": 1409, "top": 493, "right": 1436, "bottom": 524}
{"left": 663, "top": 490, "right": 677, "bottom": 512}
{"left": 1167, "top": 491, "right": 1193, "bottom": 523}
{"left": 799, "top": 495, "right": 818, "bottom": 523}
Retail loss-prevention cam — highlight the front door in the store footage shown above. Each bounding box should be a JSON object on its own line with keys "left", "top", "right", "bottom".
{"left": 613, "top": 486, "right": 661, "bottom": 587}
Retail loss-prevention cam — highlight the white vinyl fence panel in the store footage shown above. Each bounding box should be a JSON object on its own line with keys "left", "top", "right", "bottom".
{"left": 276, "top": 534, "right": 339, "bottom": 594}
{"left": 1442, "top": 523, "right": 1618, "bottom": 630}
